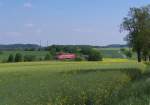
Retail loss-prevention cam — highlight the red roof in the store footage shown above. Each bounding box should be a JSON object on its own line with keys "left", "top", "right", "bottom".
{"left": 57, "top": 53, "right": 76, "bottom": 60}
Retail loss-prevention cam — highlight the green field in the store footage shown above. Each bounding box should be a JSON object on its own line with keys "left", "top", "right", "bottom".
{"left": 0, "top": 50, "right": 146, "bottom": 105}
{"left": 0, "top": 51, "right": 49, "bottom": 62}
{"left": 0, "top": 48, "right": 135, "bottom": 62}
{"left": 98, "top": 48, "right": 126, "bottom": 58}
{"left": 98, "top": 48, "right": 137, "bottom": 59}
{"left": 0, "top": 60, "right": 148, "bottom": 105}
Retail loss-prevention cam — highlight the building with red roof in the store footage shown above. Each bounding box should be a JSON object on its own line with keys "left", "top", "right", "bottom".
{"left": 56, "top": 53, "right": 76, "bottom": 60}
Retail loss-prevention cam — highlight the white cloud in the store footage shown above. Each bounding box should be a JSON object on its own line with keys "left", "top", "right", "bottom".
{"left": 23, "top": 2, "right": 32, "bottom": 8}
{"left": 24, "top": 23, "right": 34, "bottom": 28}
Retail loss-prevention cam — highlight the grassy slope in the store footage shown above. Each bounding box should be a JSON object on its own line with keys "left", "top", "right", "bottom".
{"left": 0, "top": 61, "right": 146, "bottom": 105}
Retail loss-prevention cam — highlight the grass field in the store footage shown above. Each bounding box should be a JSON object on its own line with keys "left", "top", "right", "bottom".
{"left": 0, "top": 51, "right": 48, "bottom": 62}
{"left": 0, "top": 48, "right": 135, "bottom": 62}
{"left": 98, "top": 48, "right": 137, "bottom": 59}
{"left": 0, "top": 60, "right": 147, "bottom": 105}
{"left": 98, "top": 48, "right": 126, "bottom": 58}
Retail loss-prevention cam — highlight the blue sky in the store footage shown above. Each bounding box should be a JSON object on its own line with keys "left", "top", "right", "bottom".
{"left": 0, "top": 0, "right": 150, "bottom": 46}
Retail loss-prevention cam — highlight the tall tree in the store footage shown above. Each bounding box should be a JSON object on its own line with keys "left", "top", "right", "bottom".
{"left": 15, "top": 53, "right": 23, "bottom": 62}
{"left": 121, "top": 5, "right": 150, "bottom": 62}
{"left": 7, "top": 54, "right": 14, "bottom": 62}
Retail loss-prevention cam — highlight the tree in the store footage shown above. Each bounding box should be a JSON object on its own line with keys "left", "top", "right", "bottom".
{"left": 7, "top": 54, "right": 14, "bottom": 62}
{"left": 125, "top": 50, "right": 132, "bottom": 58}
{"left": 24, "top": 55, "right": 36, "bottom": 62}
{"left": 120, "top": 48, "right": 132, "bottom": 58}
{"left": 88, "top": 49, "right": 103, "bottom": 61}
{"left": 15, "top": 53, "right": 23, "bottom": 62}
{"left": 120, "top": 48, "right": 126, "bottom": 52}
{"left": 121, "top": 5, "right": 150, "bottom": 62}
{"left": 44, "top": 53, "right": 52, "bottom": 61}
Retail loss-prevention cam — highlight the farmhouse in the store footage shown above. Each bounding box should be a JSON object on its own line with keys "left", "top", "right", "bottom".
{"left": 57, "top": 53, "right": 76, "bottom": 60}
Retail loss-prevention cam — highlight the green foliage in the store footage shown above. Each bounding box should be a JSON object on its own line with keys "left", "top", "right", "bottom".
{"left": 121, "top": 5, "right": 150, "bottom": 62}
{"left": 99, "top": 48, "right": 127, "bottom": 58}
{"left": 120, "top": 48, "right": 133, "bottom": 58}
{"left": 44, "top": 53, "right": 52, "bottom": 60}
{"left": 80, "top": 48, "right": 103, "bottom": 61}
{"left": 88, "top": 49, "right": 103, "bottom": 61}
{"left": 120, "top": 48, "right": 126, "bottom": 52}
{"left": 74, "top": 56, "right": 85, "bottom": 61}
{"left": 24, "top": 55, "right": 36, "bottom": 62}
{"left": 106, "top": 69, "right": 150, "bottom": 105}
{"left": 0, "top": 51, "right": 52, "bottom": 62}
{"left": 0, "top": 61, "right": 144, "bottom": 105}
{"left": 0, "top": 51, "right": 3, "bottom": 55}
{"left": 46, "top": 45, "right": 92, "bottom": 54}
{"left": 7, "top": 54, "right": 14, "bottom": 62}
{"left": 125, "top": 51, "right": 132, "bottom": 58}
{"left": 80, "top": 47, "right": 92, "bottom": 55}
{"left": 14, "top": 53, "right": 23, "bottom": 62}
{"left": 0, "top": 48, "right": 131, "bottom": 62}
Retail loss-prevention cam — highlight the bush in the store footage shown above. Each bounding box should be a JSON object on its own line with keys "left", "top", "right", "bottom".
{"left": 120, "top": 48, "right": 126, "bottom": 52}
{"left": 44, "top": 53, "right": 53, "bottom": 61}
{"left": 24, "top": 55, "right": 36, "bottom": 62}
{"left": 7, "top": 54, "right": 14, "bottom": 62}
{"left": 125, "top": 51, "right": 132, "bottom": 58}
{"left": 0, "top": 51, "right": 3, "bottom": 55}
{"left": 15, "top": 53, "right": 23, "bottom": 62}
{"left": 39, "top": 57, "right": 43, "bottom": 61}
{"left": 121, "top": 49, "right": 132, "bottom": 58}
{"left": 80, "top": 48, "right": 103, "bottom": 61}
{"left": 88, "top": 49, "right": 103, "bottom": 61}
{"left": 74, "top": 56, "right": 84, "bottom": 61}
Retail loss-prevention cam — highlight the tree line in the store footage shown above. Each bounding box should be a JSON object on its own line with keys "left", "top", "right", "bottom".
{"left": 45, "top": 45, "right": 103, "bottom": 61}
{"left": 6, "top": 46, "right": 103, "bottom": 63}
{"left": 7, "top": 53, "right": 53, "bottom": 63}
{"left": 121, "top": 5, "right": 150, "bottom": 62}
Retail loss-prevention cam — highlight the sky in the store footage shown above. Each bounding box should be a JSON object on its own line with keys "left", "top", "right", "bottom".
{"left": 0, "top": 0, "right": 150, "bottom": 46}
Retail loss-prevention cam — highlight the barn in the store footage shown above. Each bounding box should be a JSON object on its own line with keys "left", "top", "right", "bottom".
{"left": 57, "top": 53, "right": 76, "bottom": 60}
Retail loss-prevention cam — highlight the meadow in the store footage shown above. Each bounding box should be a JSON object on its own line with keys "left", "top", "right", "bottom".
{"left": 0, "top": 48, "right": 130, "bottom": 62}
{"left": 0, "top": 51, "right": 48, "bottom": 62}
{"left": 99, "top": 48, "right": 137, "bottom": 60}
{"left": 0, "top": 60, "right": 147, "bottom": 105}
{"left": 98, "top": 48, "right": 127, "bottom": 58}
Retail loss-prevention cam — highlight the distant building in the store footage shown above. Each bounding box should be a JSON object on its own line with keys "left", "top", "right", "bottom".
{"left": 57, "top": 53, "right": 76, "bottom": 60}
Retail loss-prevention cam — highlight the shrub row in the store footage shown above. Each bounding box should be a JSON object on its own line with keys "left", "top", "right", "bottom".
{"left": 7, "top": 53, "right": 53, "bottom": 63}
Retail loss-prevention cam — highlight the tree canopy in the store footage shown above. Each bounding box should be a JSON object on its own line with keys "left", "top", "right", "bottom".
{"left": 121, "top": 5, "right": 150, "bottom": 62}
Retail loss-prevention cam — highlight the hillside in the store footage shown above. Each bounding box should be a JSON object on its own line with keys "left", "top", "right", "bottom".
{"left": 0, "top": 44, "right": 40, "bottom": 50}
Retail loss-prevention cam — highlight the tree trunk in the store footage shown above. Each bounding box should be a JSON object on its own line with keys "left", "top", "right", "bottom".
{"left": 137, "top": 49, "right": 142, "bottom": 62}
{"left": 149, "top": 56, "right": 150, "bottom": 61}
{"left": 144, "top": 56, "right": 147, "bottom": 61}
